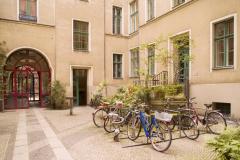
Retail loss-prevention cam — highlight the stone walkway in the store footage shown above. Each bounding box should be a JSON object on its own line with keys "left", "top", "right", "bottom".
{"left": 0, "top": 107, "right": 219, "bottom": 160}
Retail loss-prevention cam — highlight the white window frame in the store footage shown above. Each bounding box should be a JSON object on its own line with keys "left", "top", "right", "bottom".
{"left": 112, "top": 6, "right": 123, "bottom": 35}
{"left": 112, "top": 53, "right": 124, "bottom": 79}
{"left": 210, "top": 13, "right": 237, "bottom": 72}
{"left": 129, "top": 0, "right": 138, "bottom": 34}
{"left": 146, "top": 43, "right": 156, "bottom": 75}
{"left": 17, "top": 0, "right": 39, "bottom": 23}
{"left": 72, "top": 19, "right": 91, "bottom": 52}
{"left": 129, "top": 47, "right": 140, "bottom": 78}
{"left": 145, "top": 0, "right": 156, "bottom": 22}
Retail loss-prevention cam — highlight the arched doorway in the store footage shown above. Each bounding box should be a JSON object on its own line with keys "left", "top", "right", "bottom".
{"left": 4, "top": 49, "right": 51, "bottom": 109}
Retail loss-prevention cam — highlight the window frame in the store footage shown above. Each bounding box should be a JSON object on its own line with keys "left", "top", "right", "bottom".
{"left": 147, "top": 45, "right": 155, "bottom": 76}
{"left": 172, "top": 0, "right": 185, "bottom": 8}
{"left": 213, "top": 18, "right": 234, "bottom": 68}
{"left": 146, "top": 0, "right": 155, "bottom": 21}
{"left": 113, "top": 54, "right": 123, "bottom": 79}
{"left": 18, "top": 0, "right": 38, "bottom": 22}
{"left": 129, "top": 0, "right": 139, "bottom": 33}
{"left": 130, "top": 48, "right": 140, "bottom": 78}
{"left": 72, "top": 20, "right": 89, "bottom": 52}
{"left": 210, "top": 14, "right": 237, "bottom": 71}
{"left": 113, "top": 6, "right": 122, "bottom": 35}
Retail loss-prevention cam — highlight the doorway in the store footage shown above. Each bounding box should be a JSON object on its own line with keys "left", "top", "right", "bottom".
{"left": 73, "top": 69, "right": 88, "bottom": 106}
{"left": 4, "top": 49, "right": 51, "bottom": 109}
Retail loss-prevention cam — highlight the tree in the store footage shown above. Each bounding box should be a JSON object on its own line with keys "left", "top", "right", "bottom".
{"left": 138, "top": 34, "right": 194, "bottom": 100}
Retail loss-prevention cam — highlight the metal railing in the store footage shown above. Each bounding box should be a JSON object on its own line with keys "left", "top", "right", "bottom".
{"left": 133, "top": 71, "right": 168, "bottom": 87}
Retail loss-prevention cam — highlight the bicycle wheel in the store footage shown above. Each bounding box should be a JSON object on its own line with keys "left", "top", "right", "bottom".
{"left": 150, "top": 121, "right": 172, "bottom": 152}
{"left": 181, "top": 115, "right": 199, "bottom": 140}
{"left": 206, "top": 111, "right": 227, "bottom": 135}
{"left": 93, "top": 109, "right": 108, "bottom": 127}
{"left": 127, "top": 117, "right": 141, "bottom": 141}
{"left": 104, "top": 116, "right": 116, "bottom": 133}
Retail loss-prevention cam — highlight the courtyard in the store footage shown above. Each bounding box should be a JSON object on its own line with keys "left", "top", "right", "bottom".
{"left": 0, "top": 107, "right": 219, "bottom": 160}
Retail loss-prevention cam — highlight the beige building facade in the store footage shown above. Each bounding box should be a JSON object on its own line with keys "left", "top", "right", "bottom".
{"left": 0, "top": 0, "right": 240, "bottom": 118}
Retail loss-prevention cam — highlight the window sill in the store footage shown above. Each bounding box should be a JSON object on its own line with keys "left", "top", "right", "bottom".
{"left": 172, "top": 2, "right": 186, "bottom": 10}
{"left": 129, "top": 30, "right": 139, "bottom": 36}
{"left": 113, "top": 78, "right": 123, "bottom": 80}
{"left": 73, "top": 50, "right": 89, "bottom": 53}
{"left": 129, "top": 76, "right": 140, "bottom": 79}
{"left": 112, "top": 33, "right": 124, "bottom": 37}
{"left": 146, "top": 17, "right": 155, "bottom": 23}
{"left": 79, "top": 0, "right": 89, "bottom": 2}
{"left": 212, "top": 66, "right": 234, "bottom": 70}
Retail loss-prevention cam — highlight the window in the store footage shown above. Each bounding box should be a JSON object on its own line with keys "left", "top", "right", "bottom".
{"left": 113, "top": 54, "right": 123, "bottom": 79}
{"left": 214, "top": 18, "right": 234, "bottom": 68}
{"left": 130, "top": 0, "right": 138, "bottom": 33}
{"left": 130, "top": 48, "right": 139, "bottom": 77}
{"left": 73, "top": 20, "right": 89, "bottom": 51}
{"left": 173, "top": 0, "right": 185, "bottom": 7}
{"left": 148, "top": 45, "right": 155, "bottom": 75}
{"left": 147, "top": 0, "right": 155, "bottom": 21}
{"left": 19, "top": 0, "right": 37, "bottom": 22}
{"left": 113, "top": 6, "right": 122, "bottom": 34}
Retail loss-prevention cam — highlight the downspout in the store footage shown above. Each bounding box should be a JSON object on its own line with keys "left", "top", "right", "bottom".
{"left": 103, "top": 0, "right": 107, "bottom": 96}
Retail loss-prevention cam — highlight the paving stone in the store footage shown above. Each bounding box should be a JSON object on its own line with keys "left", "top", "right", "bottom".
{"left": 30, "top": 145, "right": 55, "bottom": 160}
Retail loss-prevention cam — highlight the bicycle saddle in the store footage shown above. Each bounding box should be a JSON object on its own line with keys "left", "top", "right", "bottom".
{"left": 204, "top": 104, "right": 212, "bottom": 108}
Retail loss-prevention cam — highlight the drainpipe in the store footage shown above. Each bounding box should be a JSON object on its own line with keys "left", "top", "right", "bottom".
{"left": 103, "top": 0, "right": 107, "bottom": 97}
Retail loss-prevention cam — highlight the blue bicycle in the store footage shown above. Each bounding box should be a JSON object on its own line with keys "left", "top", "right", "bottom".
{"left": 127, "top": 107, "right": 172, "bottom": 152}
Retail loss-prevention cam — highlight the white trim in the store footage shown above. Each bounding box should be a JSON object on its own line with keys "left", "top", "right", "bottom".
{"left": 168, "top": 29, "right": 192, "bottom": 83}
{"left": 6, "top": 47, "right": 55, "bottom": 81}
{"left": 122, "top": 7, "right": 125, "bottom": 35}
{"left": 144, "top": 0, "right": 147, "bottom": 23}
{"left": 37, "top": 0, "right": 39, "bottom": 23}
{"left": 210, "top": 13, "right": 237, "bottom": 72}
{"left": 154, "top": 0, "right": 156, "bottom": 19}
{"left": 69, "top": 65, "right": 93, "bottom": 88}
{"left": 16, "top": 0, "right": 19, "bottom": 20}
{"left": 72, "top": 19, "right": 91, "bottom": 52}
{"left": 128, "top": 2, "right": 131, "bottom": 34}
{"left": 128, "top": 51, "right": 131, "bottom": 77}
{"left": 112, "top": 53, "right": 124, "bottom": 80}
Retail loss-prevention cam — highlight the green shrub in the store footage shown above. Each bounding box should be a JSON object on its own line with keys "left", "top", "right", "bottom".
{"left": 50, "top": 80, "right": 67, "bottom": 109}
{"left": 164, "top": 84, "right": 183, "bottom": 96}
{"left": 207, "top": 128, "right": 240, "bottom": 160}
{"left": 153, "top": 86, "right": 165, "bottom": 100}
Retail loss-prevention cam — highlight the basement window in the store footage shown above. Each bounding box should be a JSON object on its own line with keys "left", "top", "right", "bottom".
{"left": 212, "top": 102, "right": 231, "bottom": 116}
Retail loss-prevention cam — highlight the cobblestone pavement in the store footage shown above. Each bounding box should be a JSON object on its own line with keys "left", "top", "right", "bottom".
{"left": 0, "top": 107, "right": 219, "bottom": 160}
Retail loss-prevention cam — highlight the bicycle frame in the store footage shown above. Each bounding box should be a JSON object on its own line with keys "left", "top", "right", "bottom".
{"left": 188, "top": 100, "right": 213, "bottom": 126}
{"left": 139, "top": 111, "right": 158, "bottom": 138}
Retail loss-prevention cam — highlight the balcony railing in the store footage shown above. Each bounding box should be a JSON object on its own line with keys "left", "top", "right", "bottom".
{"left": 133, "top": 71, "right": 168, "bottom": 87}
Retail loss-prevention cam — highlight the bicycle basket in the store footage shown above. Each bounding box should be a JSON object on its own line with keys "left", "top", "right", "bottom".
{"left": 155, "top": 111, "right": 173, "bottom": 122}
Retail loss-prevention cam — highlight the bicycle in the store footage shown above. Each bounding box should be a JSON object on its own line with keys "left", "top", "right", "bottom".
{"left": 103, "top": 101, "right": 131, "bottom": 133}
{"left": 92, "top": 101, "right": 115, "bottom": 127}
{"left": 127, "top": 105, "right": 172, "bottom": 152}
{"left": 163, "top": 98, "right": 200, "bottom": 140}
{"left": 103, "top": 106, "right": 141, "bottom": 136}
{"left": 184, "top": 97, "right": 227, "bottom": 135}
